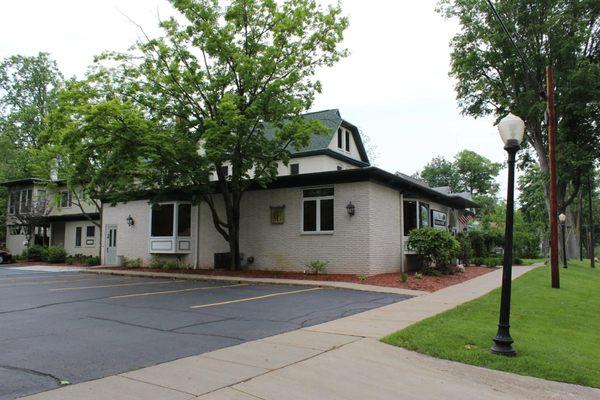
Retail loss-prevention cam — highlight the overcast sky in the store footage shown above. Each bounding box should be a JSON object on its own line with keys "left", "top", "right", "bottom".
{"left": 0, "top": 0, "right": 509, "bottom": 194}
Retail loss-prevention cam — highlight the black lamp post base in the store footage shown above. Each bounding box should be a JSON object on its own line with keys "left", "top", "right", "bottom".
{"left": 491, "top": 335, "right": 517, "bottom": 357}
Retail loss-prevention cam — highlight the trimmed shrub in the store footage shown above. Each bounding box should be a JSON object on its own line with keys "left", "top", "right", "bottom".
{"left": 26, "top": 245, "right": 48, "bottom": 261}
{"left": 85, "top": 256, "right": 100, "bottom": 266}
{"left": 123, "top": 257, "right": 143, "bottom": 268}
{"left": 408, "top": 227, "right": 460, "bottom": 273}
{"left": 150, "top": 255, "right": 165, "bottom": 269}
{"left": 467, "top": 229, "right": 503, "bottom": 258}
{"left": 47, "top": 246, "right": 67, "bottom": 263}
{"left": 304, "top": 259, "right": 328, "bottom": 275}
{"left": 162, "top": 261, "right": 178, "bottom": 271}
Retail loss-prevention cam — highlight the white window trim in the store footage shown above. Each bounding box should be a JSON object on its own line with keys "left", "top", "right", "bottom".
{"left": 301, "top": 187, "right": 334, "bottom": 235}
{"left": 148, "top": 201, "right": 192, "bottom": 238}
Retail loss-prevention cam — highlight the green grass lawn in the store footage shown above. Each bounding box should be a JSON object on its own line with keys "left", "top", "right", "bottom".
{"left": 382, "top": 260, "right": 600, "bottom": 388}
{"left": 519, "top": 258, "right": 546, "bottom": 265}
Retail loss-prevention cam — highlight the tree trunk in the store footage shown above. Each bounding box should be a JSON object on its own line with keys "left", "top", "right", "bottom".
{"left": 526, "top": 123, "right": 582, "bottom": 258}
{"left": 228, "top": 190, "right": 242, "bottom": 271}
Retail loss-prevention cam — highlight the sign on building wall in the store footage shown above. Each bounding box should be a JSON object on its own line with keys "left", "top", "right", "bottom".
{"left": 431, "top": 210, "right": 448, "bottom": 229}
{"left": 270, "top": 205, "right": 285, "bottom": 224}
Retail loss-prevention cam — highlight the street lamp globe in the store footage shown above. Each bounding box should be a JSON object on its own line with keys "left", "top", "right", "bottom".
{"left": 558, "top": 213, "right": 566, "bottom": 223}
{"left": 498, "top": 113, "right": 525, "bottom": 146}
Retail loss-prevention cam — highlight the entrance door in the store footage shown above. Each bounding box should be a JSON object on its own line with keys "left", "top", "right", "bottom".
{"left": 105, "top": 225, "right": 117, "bottom": 265}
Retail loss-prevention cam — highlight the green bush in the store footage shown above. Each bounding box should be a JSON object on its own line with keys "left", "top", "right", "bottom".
{"left": 408, "top": 227, "right": 460, "bottom": 273}
{"left": 123, "top": 257, "right": 143, "bottom": 268}
{"left": 513, "top": 257, "right": 523, "bottom": 265}
{"left": 162, "top": 261, "right": 179, "bottom": 271}
{"left": 466, "top": 229, "right": 503, "bottom": 258}
{"left": 85, "top": 256, "right": 100, "bottom": 266}
{"left": 484, "top": 257, "right": 502, "bottom": 267}
{"left": 401, "top": 272, "right": 408, "bottom": 282}
{"left": 471, "top": 256, "right": 484, "bottom": 266}
{"left": 150, "top": 255, "right": 165, "bottom": 269}
{"left": 26, "top": 245, "right": 48, "bottom": 261}
{"left": 304, "top": 259, "right": 328, "bottom": 274}
{"left": 47, "top": 246, "right": 67, "bottom": 263}
{"left": 456, "top": 232, "right": 472, "bottom": 266}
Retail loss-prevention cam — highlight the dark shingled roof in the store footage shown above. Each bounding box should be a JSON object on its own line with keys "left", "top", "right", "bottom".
{"left": 263, "top": 109, "right": 370, "bottom": 165}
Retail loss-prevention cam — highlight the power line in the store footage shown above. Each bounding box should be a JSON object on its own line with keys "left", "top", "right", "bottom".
{"left": 485, "top": 0, "right": 546, "bottom": 99}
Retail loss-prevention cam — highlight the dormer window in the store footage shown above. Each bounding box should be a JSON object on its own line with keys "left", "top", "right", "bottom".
{"left": 345, "top": 131, "right": 350, "bottom": 152}
{"left": 336, "top": 127, "right": 351, "bottom": 153}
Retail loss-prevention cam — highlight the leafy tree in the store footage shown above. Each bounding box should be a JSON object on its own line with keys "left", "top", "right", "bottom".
{"left": 87, "top": 0, "right": 348, "bottom": 269}
{"left": 438, "top": 0, "right": 600, "bottom": 252}
{"left": 38, "top": 80, "right": 162, "bottom": 256}
{"left": 418, "top": 156, "right": 459, "bottom": 190}
{"left": 0, "top": 53, "right": 64, "bottom": 243}
{"left": 454, "top": 150, "right": 501, "bottom": 197}
{"left": 0, "top": 53, "right": 63, "bottom": 149}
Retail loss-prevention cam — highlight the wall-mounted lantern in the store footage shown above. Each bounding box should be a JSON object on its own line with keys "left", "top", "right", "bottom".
{"left": 346, "top": 201, "right": 355, "bottom": 216}
{"left": 126, "top": 215, "right": 135, "bottom": 227}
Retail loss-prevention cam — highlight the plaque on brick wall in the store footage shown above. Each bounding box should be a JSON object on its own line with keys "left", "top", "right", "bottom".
{"left": 270, "top": 205, "right": 285, "bottom": 224}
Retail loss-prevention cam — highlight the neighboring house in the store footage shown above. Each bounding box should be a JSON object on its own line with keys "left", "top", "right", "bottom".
{"left": 1, "top": 178, "right": 100, "bottom": 257}
{"left": 100, "top": 109, "right": 477, "bottom": 274}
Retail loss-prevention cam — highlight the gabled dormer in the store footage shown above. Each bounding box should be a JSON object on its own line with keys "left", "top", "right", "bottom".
{"left": 273, "top": 109, "right": 370, "bottom": 176}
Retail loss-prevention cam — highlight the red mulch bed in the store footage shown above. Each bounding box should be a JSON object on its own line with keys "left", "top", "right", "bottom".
{"left": 102, "top": 265, "right": 497, "bottom": 292}
{"left": 13, "top": 261, "right": 91, "bottom": 267}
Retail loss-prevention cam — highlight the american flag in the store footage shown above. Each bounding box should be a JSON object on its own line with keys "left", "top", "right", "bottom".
{"left": 459, "top": 211, "right": 474, "bottom": 226}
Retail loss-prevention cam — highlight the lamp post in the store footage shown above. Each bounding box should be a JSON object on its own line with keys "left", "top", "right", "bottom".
{"left": 559, "top": 213, "right": 567, "bottom": 269}
{"left": 491, "top": 113, "right": 525, "bottom": 357}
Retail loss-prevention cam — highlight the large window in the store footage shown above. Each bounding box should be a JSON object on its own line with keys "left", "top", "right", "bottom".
{"left": 403, "top": 200, "right": 417, "bottom": 234}
{"left": 177, "top": 204, "right": 191, "bottom": 236}
{"left": 337, "top": 128, "right": 343, "bottom": 148}
{"left": 151, "top": 204, "right": 174, "bottom": 237}
{"left": 8, "top": 189, "right": 33, "bottom": 214}
{"left": 150, "top": 202, "right": 192, "bottom": 237}
{"left": 419, "top": 202, "right": 430, "bottom": 228}
{"left": 302, "top": 188, "right": 334, "bottom": 233}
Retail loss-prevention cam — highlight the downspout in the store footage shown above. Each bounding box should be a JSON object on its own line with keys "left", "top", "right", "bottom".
{"left": 194, "top": 203, "right": 200, "bottom": 269}
{"left": 399, "top": 192, "right": 405, "bottom": 274}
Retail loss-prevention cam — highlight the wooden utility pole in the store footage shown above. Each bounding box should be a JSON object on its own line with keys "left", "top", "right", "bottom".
{"left": 589, "top": 174, "right": 596, "bottom": 268}
{"left": 546, "top": 65, "right": 560, "bottom": 288}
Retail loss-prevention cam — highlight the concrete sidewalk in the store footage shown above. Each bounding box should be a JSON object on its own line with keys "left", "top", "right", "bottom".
{"left": 20, "top": 264, "right": 600, "bottom": 400}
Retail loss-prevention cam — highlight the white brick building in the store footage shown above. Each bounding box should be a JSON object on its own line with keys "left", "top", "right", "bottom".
{"left": 99, "top": 109, "right": 477, "bottom": 274}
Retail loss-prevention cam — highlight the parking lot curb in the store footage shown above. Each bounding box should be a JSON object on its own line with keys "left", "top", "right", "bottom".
{"left": 85, "top": 268, "right": 426, "bottom": 297}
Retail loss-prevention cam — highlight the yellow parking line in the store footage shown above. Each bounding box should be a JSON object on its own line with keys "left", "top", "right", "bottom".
{"left": 110, "top": 283, "right": 250, "bottom": 299}
{"left": 190, "top": 287, "right": 323, "bottom": 309}
{"left": 49, "top": 280, "right": 184, "bottom": 291}
{"left": 0, "top": 277, "right": 116, "bottom": 288}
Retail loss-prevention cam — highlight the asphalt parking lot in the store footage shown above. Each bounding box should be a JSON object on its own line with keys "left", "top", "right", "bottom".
{"left": 0, "top": 266, "right": 410, "bottom": 400}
